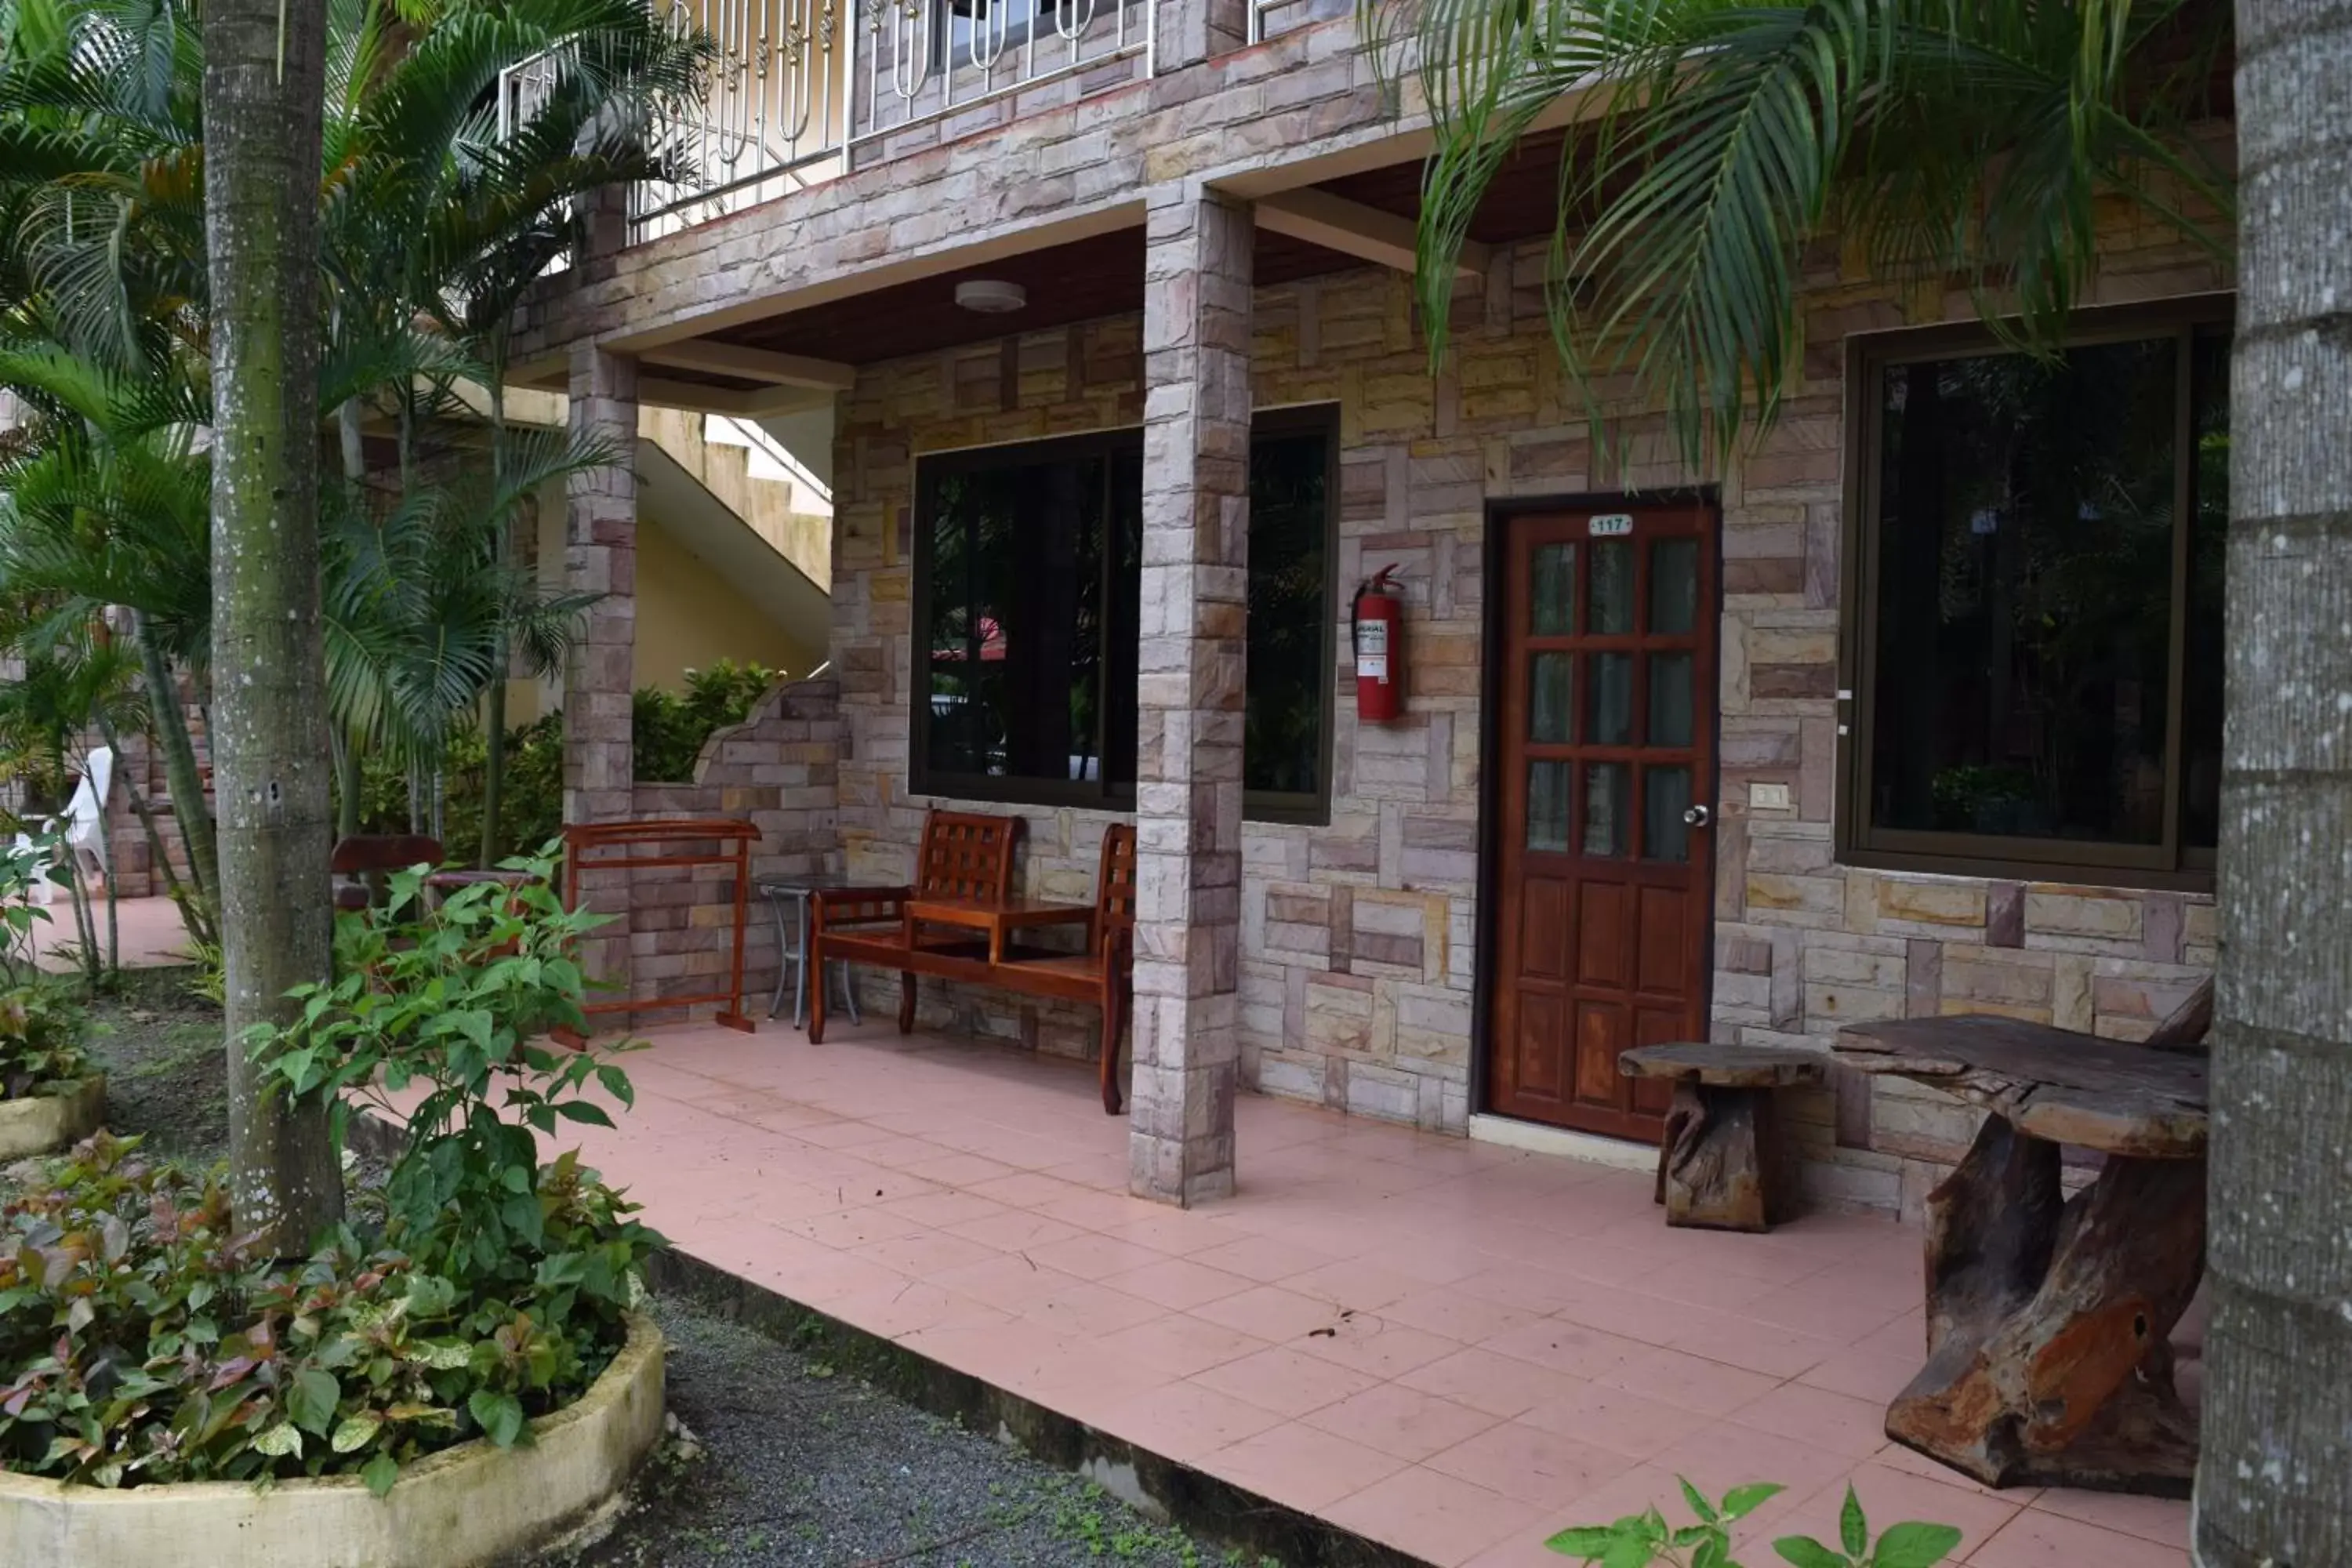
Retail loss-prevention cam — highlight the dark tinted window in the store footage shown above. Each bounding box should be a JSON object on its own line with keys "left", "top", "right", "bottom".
{"left": 914, "top": 416, "right": 1334, "bottom": 819}
{"left": 1858, "top": 319, "right": 2227, "bottom": 873}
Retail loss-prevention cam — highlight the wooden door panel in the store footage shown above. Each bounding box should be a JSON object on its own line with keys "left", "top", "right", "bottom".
{"left": 1576, "top": 881, "right": 1632, "bottom": 987}
{"left": 1521, "top": 880, "right": 1570, "bottom": 979}
{"left": 1488, "top": 504, "right": 1719, "bottom": 1140}
{"left": 1635, "top": 884, "right": 1689, "bottom": 993}
{"left": 1515, "top": 992, "right": 1568, "bottom": 1099}
{"left": 1574, "top": 1000, "right": 1627, "bottom": 1103}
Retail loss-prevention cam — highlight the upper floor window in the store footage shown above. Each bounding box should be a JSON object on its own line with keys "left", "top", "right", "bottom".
{"left": 1844, "top": 303, "right": 2229, "bottom": 887}
{"left": 911, "top": 408, "right": 1338, "bottom": 823}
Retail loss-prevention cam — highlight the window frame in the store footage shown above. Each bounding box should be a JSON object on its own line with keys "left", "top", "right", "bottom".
{"left": 1836, "top": 294, "right": 2233, "bottom": 892}
{"left": 905, "top": 409, "right": 1340, "bottom": 826}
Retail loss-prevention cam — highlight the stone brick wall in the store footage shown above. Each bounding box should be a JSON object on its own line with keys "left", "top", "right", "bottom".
{"left": 822, "top": 202, "right": 2230, "bottom": 1210}
{"left": 613, "top": 678, "right": 846, "bottom": 1024}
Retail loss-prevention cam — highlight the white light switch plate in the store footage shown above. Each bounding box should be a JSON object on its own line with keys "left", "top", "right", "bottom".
{"left": 1750, "top": 782, "right": 1794, "bottom": 811}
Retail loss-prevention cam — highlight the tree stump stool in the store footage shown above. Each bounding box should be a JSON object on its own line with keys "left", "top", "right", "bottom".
{"left": 1617, "top": 1044, "right": 1825, "bottom": 1232}
{"left": 1835, "top": 1008, "right": 2210, "bottom": 1497}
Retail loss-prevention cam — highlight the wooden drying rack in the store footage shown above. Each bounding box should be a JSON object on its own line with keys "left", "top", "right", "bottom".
{"left": 562, "top": 818, "right": 759, "bottom": 1036}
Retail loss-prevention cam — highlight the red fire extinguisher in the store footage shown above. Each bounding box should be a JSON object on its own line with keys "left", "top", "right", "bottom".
{"left": 1352, "top": 565, "right": 1405, "bottom": 724}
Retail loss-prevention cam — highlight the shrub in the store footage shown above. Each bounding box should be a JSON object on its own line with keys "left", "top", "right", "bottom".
{"left": 0, "top": 854, "right": 659, "bottom": 1494}
{"left": 630, "top": 659, "right": 779, "bottom": 782}
{"left": 0, "top": 978, "right": 89, "bottom": 1098}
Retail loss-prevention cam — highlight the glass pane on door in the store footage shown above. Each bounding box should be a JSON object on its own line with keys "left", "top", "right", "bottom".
{"left": 1649, "top": 653, "right": 1693, "bottom": 747}
{"left": 1530, "top": 653, "right": 1573, "bottom": 742}
{"left": 1584, "top": 763, "right": 1630, "bottom": 856}
{"left": 1650, "top": 538, "right": 1699, "bottom": 634}
{"left": 1644, "top": 767, "right": 1693, "bottom": 862}
{"left": 1588, "top": 540, "right": 1635, "bottom": 633}
{"left": 1531, "top": 543, "right": 1577, "bottom": 635}
{"left": 1528, "top": 761, "right": 1571, "bottom": 851}
{"left": 1588, "top": 654, "right": 1634, "bottom": 744}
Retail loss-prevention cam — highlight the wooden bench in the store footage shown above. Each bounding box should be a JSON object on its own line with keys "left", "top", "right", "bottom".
{"left": 1618, "top": 1043, "right": 1825, "bottom": 1232}
{"left": 808, "top": 812, "right": 1138, "bottom": 1116}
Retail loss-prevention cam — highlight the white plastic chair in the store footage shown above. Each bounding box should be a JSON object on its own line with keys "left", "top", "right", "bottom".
{"left": 64, "top": 746, "right": 113, "bottom": 884}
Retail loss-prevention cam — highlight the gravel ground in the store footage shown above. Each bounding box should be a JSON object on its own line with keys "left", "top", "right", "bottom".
{"left": 546, "top": 1298, "right": 1257, "bottom": 1568}
{"left": 31, "top": 968, "right": 1258, "bottom": 1568}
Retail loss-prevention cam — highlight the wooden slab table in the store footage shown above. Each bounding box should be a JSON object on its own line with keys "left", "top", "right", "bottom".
{"left": 1835, "top": 1014, "right": 2209, "bottom": 1497}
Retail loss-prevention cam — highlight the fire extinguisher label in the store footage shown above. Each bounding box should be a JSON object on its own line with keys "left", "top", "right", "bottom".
{"left": 1356, "top": 619, "right": 1389, "bottom": 680}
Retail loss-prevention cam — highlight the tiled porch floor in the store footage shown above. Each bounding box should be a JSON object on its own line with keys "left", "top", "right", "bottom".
{"left": 557, "top": 1020, "right": 2190, "bottom": 1567}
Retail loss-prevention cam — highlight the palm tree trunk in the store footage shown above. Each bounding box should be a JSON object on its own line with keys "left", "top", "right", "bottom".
{"left": 2194, "top": 2, "right": 2352, "bottom": 1560}
{"left": 336, "top": 393, "right": 371, "bottom": 844}
{"left": 480, "top": 376, "right": 511, "bottom": 869}
{"left": 201, "top": 0, "right": 342, "bottom": 1255}
{"left": 134, "top": 615, "right": 217, "bottom": 919}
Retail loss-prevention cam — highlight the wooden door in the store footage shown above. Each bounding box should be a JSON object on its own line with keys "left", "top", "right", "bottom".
{"left": 1490, "top": 504, "right": 1719, "bottom": 1139}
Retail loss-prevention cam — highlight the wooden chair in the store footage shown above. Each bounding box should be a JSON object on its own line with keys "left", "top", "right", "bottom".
{"left": 811, "top": 818, "right": 1139, "bottom": 1114}
{"left": 330, "top": 833, "right": 444, "bottom": 913}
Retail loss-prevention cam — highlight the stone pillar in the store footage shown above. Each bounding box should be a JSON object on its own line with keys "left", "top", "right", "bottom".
{"left": 564, "top": 342, "right": 637, "bottom": 994}
{"left": 1157, "top": 0, "right": 1248, "bottom": 69}
{"left": 1128, "top": 186, "right": 1252, "bottom": 1207}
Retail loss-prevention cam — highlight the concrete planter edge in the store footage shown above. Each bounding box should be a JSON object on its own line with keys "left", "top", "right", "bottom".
{"left": 0, "top": 1075, "right": 107, "bottom": 1163}
{"left": 0, "top": 1312, "right": 665, "bottom": 1568}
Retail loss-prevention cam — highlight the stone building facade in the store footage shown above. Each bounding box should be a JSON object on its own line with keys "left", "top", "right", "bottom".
{"left": 519, "top": 3, "right": 2231, "bottom": 1212}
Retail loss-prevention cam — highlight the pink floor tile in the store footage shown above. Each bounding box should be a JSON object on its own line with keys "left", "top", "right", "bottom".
{"left": 853, "top": 1227, "right": 1003, "bottom": 1277}
{"left": 1093, "top": 1313, "right": 1272, "bottom": 1379}
{"left": 1295, "top": 1316, "right": 1462, "bottom": 1381}
{"left": 1375, "top": 1287, "right": 1541, "bottom": 1345}
{"left": 1190, "top": 1283, "right": 1349, "bottom": 1342}
{"left": 1397, "top": 1347, "right": 1588, "bottom": 1421}
{"left": 1190, "top": 1231, "right": 1344, "bottom": 1283}
{"left": 943, "top": 1208, "right": 1090, "bottom": 1253}
{"left": 535, "top": 1024, "right": 2187, "bottom": 1565}
{"left": 1103, "top": 1256, "right": 1259, "bottom": 1312}
{"left": 1299, "top": 1383, "right": 1502, "bottom": 1461}
{"left": 1797, "top": 1346, "right": 1925, "bottom": 1404}
{"left": 1203, "top": 1420, "right": 1411, "bottom": 1512}
{"left": 1023, "top": 1231, "right": 1173, "bottom": 1281}
{"left": 2028, "top": 1488, "right": 2194, "bottom": 1547}
{"left": 1485, "top": 1318, "right": 1653, "bottom": 1382}
{"left": 1727, "top": 1381, "right": 1903, "bottom": 1461}
{"left": 1968, "top": 1507, "right": 2188, "bottom": 1567}
{"left": 1424, "top": 1419, "right": 1635, "bottom": 1508}
{"left": 1324, "top": 1465, "right": 1545, "bottom": 1566}
{"left": 1093, "top": 1381, "right": 1286, "bottom": 1462}
{"left": 1188, "top": 1345, "right": 1385, "bottom": 1418}
{"left": 926, "top": 1252, "right": 1089, "bottom": 1310}
{"left": 1019, "top": 1281, "right": 1171, "bottom": 1338}
{"left": 1515, "top": 1378, "right": 1711, "bottom": 1461}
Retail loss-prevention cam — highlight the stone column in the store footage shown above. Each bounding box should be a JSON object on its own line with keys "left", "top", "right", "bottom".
{"left": 1128, "top": 186, "right": 1252, "bottom": 1207}
{"left": 564, "top": 342, "right": 637, "bottom": 995}
{"left": 1156, "top": 0, "right": 1248, "bottom": 70}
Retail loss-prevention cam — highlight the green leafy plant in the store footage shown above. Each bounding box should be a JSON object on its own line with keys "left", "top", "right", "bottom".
{"left": 631, "top": 660, "right": 780, "bottom": 783}
{"left": 1547, "top": 1481, "right": 1962, "bottom": 1568}
{"left": 0, "top": 977, "right": 90, "bottom": 1098}
{"left": 247, "top": 856, "right": 656, "bottom": 1364}
{"left": 0, "top": 852, "right": 659, "bottom": 1495}
{"left": 0, "top": 1132, "right": 640, "bottom": 1494}
{"left": 0, "top": 827, "right": 61, "bottom": 981}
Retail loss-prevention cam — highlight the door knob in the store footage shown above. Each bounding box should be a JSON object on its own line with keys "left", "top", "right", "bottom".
{"left": 1682, "top": 804, "right": 1712, "bottom": 828}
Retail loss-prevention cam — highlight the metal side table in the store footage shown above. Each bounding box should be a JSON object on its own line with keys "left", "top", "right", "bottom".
{"left": 757, "top": 873, "right": 867, "bottom": 1031}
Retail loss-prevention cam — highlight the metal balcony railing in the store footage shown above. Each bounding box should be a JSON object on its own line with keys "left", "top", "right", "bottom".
{"left": 540, "top": 0, "right": 1156, "bottom": 243}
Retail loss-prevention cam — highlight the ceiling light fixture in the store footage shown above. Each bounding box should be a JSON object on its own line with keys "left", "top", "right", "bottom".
{"left": 955, "top": 279, "right": 1028, "bottom": 314}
